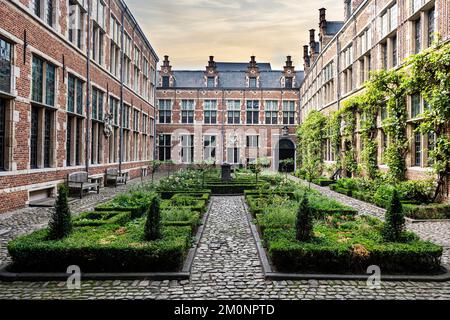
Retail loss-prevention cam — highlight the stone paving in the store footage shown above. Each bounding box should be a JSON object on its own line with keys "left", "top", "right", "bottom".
{"left": 0, "top": 193, "right": 450, "bottom": 300}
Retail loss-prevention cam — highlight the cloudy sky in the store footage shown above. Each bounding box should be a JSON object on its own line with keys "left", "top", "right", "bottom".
{"left": 126, "top": 0, "right": 344, "bottom": 70}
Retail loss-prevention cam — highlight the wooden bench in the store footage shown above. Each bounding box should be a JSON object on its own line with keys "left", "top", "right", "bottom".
{"left": 67, "top": 172, "right": 100, "bottom": 199}
{"left": 105, "top": 168, "right": 128, "bottom": 187}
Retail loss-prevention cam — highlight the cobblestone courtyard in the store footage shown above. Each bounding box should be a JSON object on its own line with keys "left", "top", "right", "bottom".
{"left": 0, "top": 176, "right": 449, "bottom": 300}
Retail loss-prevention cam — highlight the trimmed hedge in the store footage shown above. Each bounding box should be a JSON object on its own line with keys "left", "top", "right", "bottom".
{"left": 7, "top": 222, "right": 191, "bottom": 273}
{"left": 263, "top": 218, "right": 443, "bottom": 274}
{"left": 246, "top": 193, "right": 357, "bottom": 218}
{"left": 73, "top": 211, "right": 131, "bottom": 227}
{"left": 403, "top": 203, "right": 450, "bottom": 220}
{"left": 158, "top": 190, "right": 211, "bottom": 200}
{"left": 312, "top": 178, "right": 336, "bottom": 187}
{"left": 95, "top": 201, "right": 145, "bottom": 218}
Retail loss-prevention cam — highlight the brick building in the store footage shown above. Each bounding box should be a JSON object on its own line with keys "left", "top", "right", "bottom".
{"left": 0, "top": 0, "right": 158, "bottom": 213}
{"left": 156, "top": 55, "right": 303, "bottom": 172}
{"left": 300, "top": 0, "right": 450, "bottom": 198}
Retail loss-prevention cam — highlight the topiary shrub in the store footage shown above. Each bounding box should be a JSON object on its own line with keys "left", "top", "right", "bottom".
{"left": 48, "top": 184, "right": 73, "bottom": 240}
{"left": 144, "top": 195, "right": 162, "bottom": 241}
{"left": 382, "top": 189, "right": 406, "bottom": 242}
{"left": 296, "top": 192, "right": 313, "bottom": 242}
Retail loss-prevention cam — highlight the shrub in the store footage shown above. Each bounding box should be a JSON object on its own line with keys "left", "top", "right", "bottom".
{"left": 372, "top": 184, "right": 396, "bottom": 208}
{"left": 47, "top": 185, "right": 72, "bottom": 240}
{"left": 396, "top": 180, "right": 435, "bottom": 204}
{"left": 7, "top": 222, "right": 191, "bottom": 273}
{"left": 382, "top": 189, "right": 406, "bottom": 242}
{"left": 296, "top": 193, "right": 313, "bottom": 242}
{"left": 73, "top": 211, "right": 131, "bottom": 227}
{"left": 144, "top": 196, "right": 162, "bottom": 241}
{"left": 402, "top": 203, "right": 450, "bottom": 220}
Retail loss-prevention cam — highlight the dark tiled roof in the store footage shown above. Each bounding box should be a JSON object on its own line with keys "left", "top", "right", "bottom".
{"left": 171, "top": 70, "right": 304, "bottom": 89}
{"left": 215, "top": 62, "right": 272, "bottom": 72}
{"left": 325, "top": 21, "right": 344, "bottom": 35}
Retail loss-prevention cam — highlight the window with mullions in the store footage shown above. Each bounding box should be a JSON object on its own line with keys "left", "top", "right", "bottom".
{"left": 30, "top": 107, "right": 53, "bottom": 169}
{"left": 91, "top": 88, "right": 104, "bottom": 121}
{"left": 427, "top": 132, "right": 435, "bottom": 166}
{"left": 181, "top": 100, "right": 194, "bottom": 124}
{"left": 30, "top": 107, "right": 39, "bottom": 169}
{"left": 282, "top": 101, "right": 295, "bottom": 125}
{"left": 204, "top": 135, "right": 216, "bottom": 161}
{"left": 32, "top": 0, "right": 55, "bottom": 27}
{"left": 122, "top": 104, "right": 131, "bottom": 129}
{"left": 414, "top": 126, "right": 422, "bottom": 167}
{"left": 181, "top": 134, "right": 194, "bottom": 163}
{"left": 32, "top": 56, "right": 56, "bottom": 106}
{"left": 246, "top": 100, "right": 259, "bottom": 124}
{"left": 162, "top": 76, "right": 170, "bottom": 88}
{"left": 226, "top": 100, "right": 241, "bottom": 124}
{"left": 0, "top": 99, "right": 5, "bottom": 170}
{"left": 68, "top": 74, "right": 84, "bottom": 115}
{"left": 109, "top": 96, "right": 119, "bottom": 126}
{"left": 158, "top": 99, "right": 172, "bottom": 123}
{"left": 204, "top": 100, "right": 217, "bottom": 124}
{"left": 246, "top": 135, "right": 259, "bottom": 148}
{"left": 68, "top": 0, "right": 86, "bottom": 50}
{"left": 411, "top": 94, "right": 421, "bottom": 118}
{"left": 285, "top": 77, "right": 293, "bottom": 88}
{"left": 207, "top": 77, "right": 215, "bottom": 88}
{"left": 158, "top": 134, "right": 171, "bottom": 161}
{"left": 249, "top": 77, "right": 257, "bottom": 88}
{"left": 133, "top": 109, "right": 140, "bottom": 132}
{"left": 0, "top": 37, "right": 12, "bottom": 94}
{"left": 265, "top": 100, "right": 278, "bottom": 124}
{"left": 227, "top": 147, "right": 240, "bottom": 164}
{"left": 427, "top": 8, "right": 435, "bottom": 47}
{"left": 415, "top": 18, "right": 422, "bottom": 54}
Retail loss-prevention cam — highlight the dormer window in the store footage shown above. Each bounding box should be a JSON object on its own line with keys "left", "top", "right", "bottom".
{"left": 207, "top": 76, "right": 215, "bottom": 88}
{"left": 285, "top": 77, "right": 293, "bottom": 88}
{"left": 162, "top": 76, "right": 170, "bottom": 88}
{"left": 249, "top": 77, "right": 257, "bottom": 88}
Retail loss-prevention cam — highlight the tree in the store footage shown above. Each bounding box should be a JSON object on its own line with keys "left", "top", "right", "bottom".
{"left": 296, "top": 192, "right": 313, "bottom": 242}
{"left": 48, "top": 184, "right": 73, "bottom": 240}
{"left": 382, "top": 189, "right": 405, "bottom": 242}
{"left": 144, "top": 195, "right": 162, "bottom": 241}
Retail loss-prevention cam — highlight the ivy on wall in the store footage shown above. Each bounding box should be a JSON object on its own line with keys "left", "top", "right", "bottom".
{"left": 407, "top": 40, "right": 450, "bottom": 200}
{"left": 297, "top": 40, "right": 449, "bottom": 199}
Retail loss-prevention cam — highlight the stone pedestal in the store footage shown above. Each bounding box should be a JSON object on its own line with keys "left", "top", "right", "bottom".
{"left": 221, "top": 163, "right": 232, "bottom": 182}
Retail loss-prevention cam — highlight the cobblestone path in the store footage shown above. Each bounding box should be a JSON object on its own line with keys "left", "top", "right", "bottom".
{"left": 1, "top": 196, "right": 450, "bottom": 300}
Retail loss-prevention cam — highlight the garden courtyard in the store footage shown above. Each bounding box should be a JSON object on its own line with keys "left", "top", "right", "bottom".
{"left": 0, "top": 168, "right": 449, "bottom": 300}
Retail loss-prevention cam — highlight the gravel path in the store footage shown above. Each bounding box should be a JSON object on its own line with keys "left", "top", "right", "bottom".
{"left": 0, "top": 195, "right": 449, "bottom": 300}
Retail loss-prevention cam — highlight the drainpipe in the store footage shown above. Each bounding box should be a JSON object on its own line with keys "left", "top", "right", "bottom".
{"left": 336, "top": 35, "right": 342, "bottom": 110}
{"left": 85, "top": 0, "right": 91, "bottom": 173}
{"left": 119, "top": 8, "right": 125, "bottom": 172}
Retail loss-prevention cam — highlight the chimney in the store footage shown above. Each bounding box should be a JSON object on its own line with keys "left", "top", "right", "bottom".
{"left": 163, "top": 55, "right": 170, "bottom": 67}
{"left": 285, "top": 56, "right": 293, "bottom": 68}
{"left": 344, "top": 0, "right": 352, "bottom": 21}
{"left": 303, "top": 45, "right": 310, "bottom": 69}
{"left": 249, "top": 55, "right": 257, "bottom": 68}
{"left": 319, "top": 8, "right": 327, "bottom": 28}
{"left": 208, "top": 55, "right": 216, "bottom": 68}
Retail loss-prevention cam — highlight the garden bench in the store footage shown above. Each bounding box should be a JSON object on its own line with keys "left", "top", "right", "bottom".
{"left": 105, "top": 168, "right": 128, "bottom": 187}
{"left": 67, "top": 172, "right": 100, "bottom": 199}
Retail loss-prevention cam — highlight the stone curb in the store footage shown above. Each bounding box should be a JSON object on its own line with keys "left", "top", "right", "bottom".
{"left": 242, "top": 196, "right": 450, "bottom": 282}
{"left": 0, "top": 196, "right": 213, "bottom": 282}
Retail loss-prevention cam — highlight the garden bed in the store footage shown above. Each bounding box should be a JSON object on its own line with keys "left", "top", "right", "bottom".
{"left": 328, "top": 178, "right": 450, "bottom": 220}
{"left": 1, "top": 186, "right": 211, "bottom": 281}
{"left": 244, "top": 202, "right": 449, "bottom": 281}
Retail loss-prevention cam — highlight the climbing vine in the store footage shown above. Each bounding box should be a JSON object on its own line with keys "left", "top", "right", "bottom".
{"left": 297, "top": 110, "right": 327, "bottom": 182}
{"left": 369, "top": 70, "right": 409, "bottom": 182}
{"left": 406, "top": 40, "right": 450, "bottom": 200}
{"left": 297, "top": 39, "right": 449, "bottom": 197}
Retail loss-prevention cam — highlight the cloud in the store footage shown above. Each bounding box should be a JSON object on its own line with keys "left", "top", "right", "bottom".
{"left": 126, "top": 0, "right": 344, "bottom": 69}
